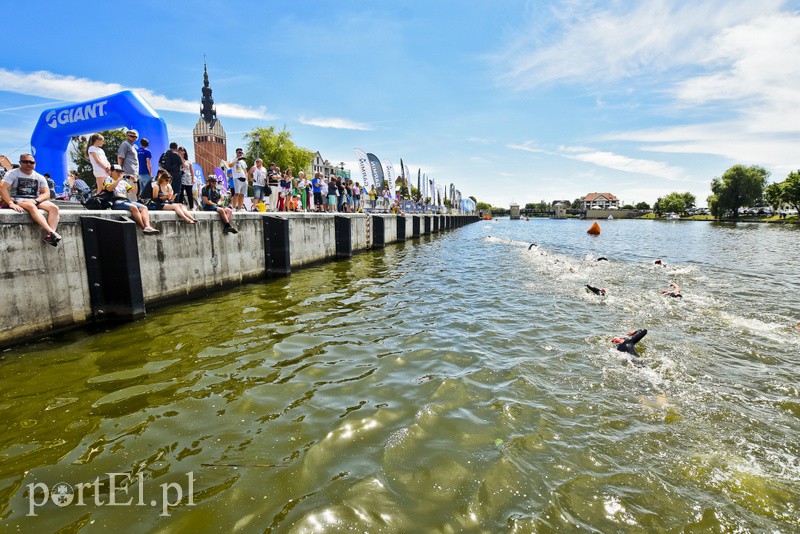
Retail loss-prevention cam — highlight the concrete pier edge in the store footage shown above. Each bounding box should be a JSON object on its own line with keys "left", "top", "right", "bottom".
{"left": 1, "top": 209, "right": 478, "bottom": 347}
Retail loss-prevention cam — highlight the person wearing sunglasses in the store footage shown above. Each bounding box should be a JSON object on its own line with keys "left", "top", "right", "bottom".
{"left": 0, "top": 154, "right": 62, "bottom": 246}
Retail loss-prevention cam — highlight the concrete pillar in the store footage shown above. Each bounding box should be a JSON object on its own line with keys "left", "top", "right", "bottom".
{"left": 396, "top": 215, "right": 406, "bottom": 242}
{"left": 335, "top": 216, "right": 352, "bottom": 258}
{"left": 264, "top": 216, "right": 290, "bottom": 275}
{"left": 81, "top": 216, "right": 145, "bottom": 321}
{"left": 372, "top": 215, "right": 385, "bottom": 248}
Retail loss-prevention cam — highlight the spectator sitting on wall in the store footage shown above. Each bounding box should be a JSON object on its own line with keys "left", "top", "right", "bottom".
{"left": 0, "top": 153, "right": 62, "bottom": 246}
{"left": 105, "top": 164, "right": 159, "bottom": 235}
{"left": 159, "top": 142, "right": 183, "bottom": 203}
{"left": 65, "top": 170, "right": 91, "bottom": 204}
{"left": 201, "top": 175, "right": 238, "bottom": 234}
{"left": 151, "top": 170, "right": 197, "bottom": 224}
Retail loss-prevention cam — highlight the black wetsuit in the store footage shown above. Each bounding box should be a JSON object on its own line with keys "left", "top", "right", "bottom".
{"left": 616, "top": 329, "right": 647, "bottom": 357}
{"left": 664, "top": 292, "right": 682, "bottom": 299}
{"left": 597, "top": 257, "right": 608, "bottom": 261}
{"left": 528, "top": 243, "right": 537, "bottom": 250}
{"left": 586, "top": 284, "right": 605, "bottom": 296}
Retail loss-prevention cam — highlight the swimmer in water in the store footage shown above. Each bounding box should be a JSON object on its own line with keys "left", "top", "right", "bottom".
{"left": 612, "top": 329, "right": 648, "bottom": 357}
{"left": 597, "top": 257, "right": 609, "bottom": 261}
{"left": 660, "top": 282, "right": 682, "bottom": 298}
{"left": 528, "top": 243, "right": 537, "bottom": 250}
{"left": 586, "top": 284, "right": 606, "bottom": 296}
{"left": 654, "top": 259, "right": 665, "bottom": 266}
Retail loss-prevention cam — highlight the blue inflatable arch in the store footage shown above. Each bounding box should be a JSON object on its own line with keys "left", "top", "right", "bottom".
{"left": 31, "top": 90, "right": 168, "bottom": 193}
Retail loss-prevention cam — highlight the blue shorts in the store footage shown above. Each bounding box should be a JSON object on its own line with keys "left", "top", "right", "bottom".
{"left": 112, "top": 199, "right": 146, "bottom": 210}
{"left": 203, "top": 204, "right": 220, "bottom": 212}
{"left": 327, "top": 194, "right": 336, "bottom": 206}
{"left": 253, "top": 185, "right": 266, "bottom": 200}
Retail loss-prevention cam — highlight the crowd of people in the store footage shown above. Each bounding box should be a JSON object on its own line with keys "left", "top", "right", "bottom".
{"left": 0, "top": 131, "right": 394, "bottom": 246}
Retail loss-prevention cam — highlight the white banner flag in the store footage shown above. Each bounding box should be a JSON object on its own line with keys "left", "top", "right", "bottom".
{"left": 354, "top": 148, "right": 373, "bottom": 189}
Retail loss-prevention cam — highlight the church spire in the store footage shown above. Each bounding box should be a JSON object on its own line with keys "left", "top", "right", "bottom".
{"left": 200, "top": 60, "right": 217, "bottom": 123}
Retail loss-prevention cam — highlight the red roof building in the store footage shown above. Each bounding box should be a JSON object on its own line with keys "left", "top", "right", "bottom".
{"left": 581, "top": 192, "right": 620, "bottom": 210}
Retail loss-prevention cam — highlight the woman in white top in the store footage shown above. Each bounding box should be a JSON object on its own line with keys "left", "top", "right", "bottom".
{"left": 87, "top": 133, "right": 111, "bottom": 193}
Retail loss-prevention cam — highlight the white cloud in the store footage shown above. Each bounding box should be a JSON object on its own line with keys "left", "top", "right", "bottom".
{"left": 507, "top": 143, "right": 547, "bottom": 154}
{"left": 561, "top": 146, "right": 689, "bottom": 181}
{"left": 500, "top": 4, "right": 800, "bottom": 181}
{"left": 496, "top": 0, "right": 785, "bottom": 88}
{"left": 0, "top": 68, "right": 273, "bottom": 120}
{"left": 298, "top": 116, "right": 372, "bottom": 130}
{"left": 601, "top": 13, "right": 800, "bottom": 176}
{"left": 509, "top": 141, "right": 689, "bottom": 181}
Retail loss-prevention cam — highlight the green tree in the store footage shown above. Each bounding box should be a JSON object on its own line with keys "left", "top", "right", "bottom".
{"left": 681, "top": 192, "right": 696, "bottom": 210}
{"left": 243, "top": 127, "right": 314, "bottom": 176}
{"left": 659, "top": 192, "right": 688, "bottom": 215}
{"left": 524, "top": 202, "right": 537, "bottom": 212}
{"left": 707, "top": 193, "right": 719, "bottom": 218}
{"left": 781, "top": 170, "right": 800, "bottom": 212}
{"left": 476, "top": 201, "right": 492, "bottom": 212}
{"left": 469, "top": 195, "right": 477, "bottom": 204}
{"left": 765, "top": 182, "right": 784, "bottom": 210}
{"left": 710, "top": 164, "right": 769, "bottom": 220}
{"left": 573, "top": 198, "right": 583, "bottom": 209}
{"left": 653, "top": 197, "right": 663, "bottom": 217}
{"left": 621, "top": 204, "right": 635, "bottom": 210}
{"left": 70, "top": 128, "right": 128, "bottom": 184}
{"left": 635, "top": 201, "right": 650, "bottom": 210}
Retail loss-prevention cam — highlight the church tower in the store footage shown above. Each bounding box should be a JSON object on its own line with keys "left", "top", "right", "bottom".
{"left": 193, "top": 62, "right": 228, "bottom": 177}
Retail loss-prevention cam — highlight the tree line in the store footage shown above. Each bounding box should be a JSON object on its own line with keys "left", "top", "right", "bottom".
{"left": 707, "top": 165, "right": 799, "bottom": 220}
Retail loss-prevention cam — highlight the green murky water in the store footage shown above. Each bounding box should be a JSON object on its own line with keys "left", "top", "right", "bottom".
{"left": 2, "top": 219, "right": 799, "bottom": 532}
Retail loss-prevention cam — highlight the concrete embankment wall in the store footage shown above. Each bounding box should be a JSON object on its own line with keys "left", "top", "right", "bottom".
{"left": 0, "top": 210, "right": 477, "bottom": 347}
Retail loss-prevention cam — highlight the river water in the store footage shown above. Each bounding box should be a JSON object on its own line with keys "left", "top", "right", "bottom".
{"left": 2, "top": 218, "right": 799, "bottom": 532}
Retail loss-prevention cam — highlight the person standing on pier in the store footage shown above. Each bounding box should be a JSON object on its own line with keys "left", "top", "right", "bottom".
{"left": 267, "top": 162, "right": 280, "bottom": 211}
{"left": 159, "top": 142, "right": 184, "bottom": 203}
{"left": 249, "top": 158, "right": 268, "bottom": 210}
{"left": 136, "top": 138, "right": 153, "bottom": 201}
{"left": 87, "top": 133, "right": 111, "bottom": 193}
{"left": 117, "top": 129, "right": 140, "bottom": 202}
{"left": 227, "top": 148, "right": 248, "bottom": 211}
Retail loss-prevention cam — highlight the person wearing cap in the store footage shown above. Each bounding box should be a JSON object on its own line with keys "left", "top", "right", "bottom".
{"left": 201, "top": 175, "right": 238, "bottom": 234}
{"left": 104, "top": 164, "right": 159, "bottom": 235}
{"left": 117, "top": 129, "right": 140, "bottom": 202}
{"left": 226, "top": 148, "right": 248, "bottom": 212}
{"left": 0, "top": 153, "right": 62, "bottom": 246}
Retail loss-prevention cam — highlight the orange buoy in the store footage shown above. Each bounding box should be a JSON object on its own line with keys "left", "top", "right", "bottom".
{"left": 587, "top": 221, "right": 601, "bottom": 235}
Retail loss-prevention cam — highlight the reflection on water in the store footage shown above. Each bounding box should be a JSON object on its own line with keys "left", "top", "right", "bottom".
{"left": 1, "top": 219, "right": 799, "bottom": 531}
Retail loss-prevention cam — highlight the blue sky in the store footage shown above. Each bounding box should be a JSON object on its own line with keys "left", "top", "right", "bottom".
{"left": 2, "top": 0, "right": 799, "bottom": 207}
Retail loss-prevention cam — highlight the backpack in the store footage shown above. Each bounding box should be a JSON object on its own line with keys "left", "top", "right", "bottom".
{"left": 85, "top": 190, "right": 116, "bottom": 210}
